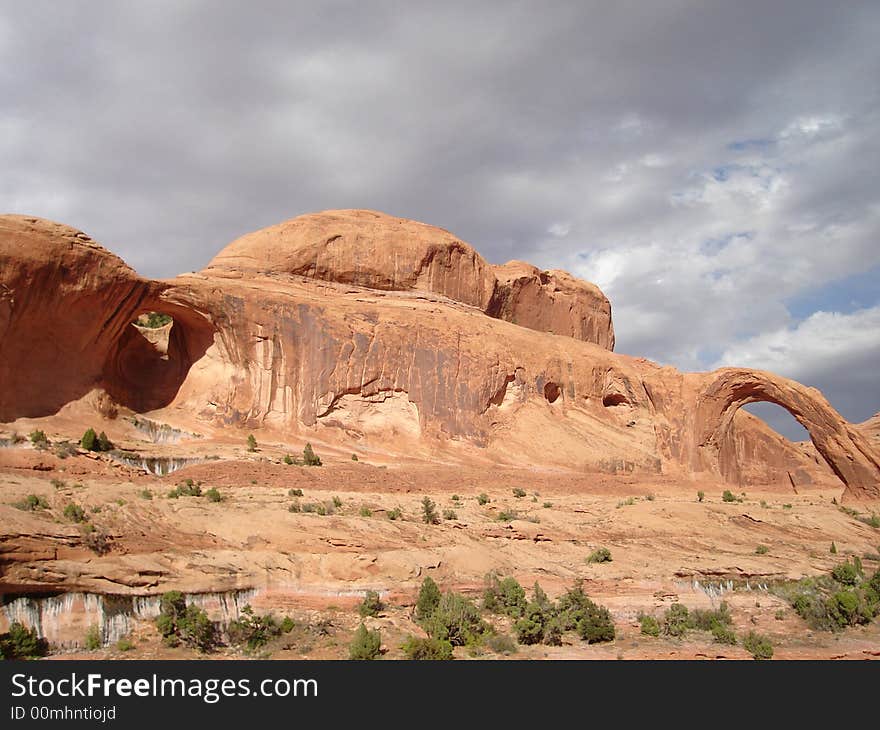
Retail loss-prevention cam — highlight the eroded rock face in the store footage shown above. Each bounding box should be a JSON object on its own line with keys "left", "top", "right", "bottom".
{"left": 1, "top": 211, "right": 877, "bottom": 501}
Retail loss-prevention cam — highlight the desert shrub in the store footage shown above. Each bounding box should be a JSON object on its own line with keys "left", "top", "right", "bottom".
{"left": 302, "top": 443, "right": 322, "bottom": 466}
{"left": 283, "top": 453, "right": 294, "bottom": 465}
{"left": 482, "top": 574, "right": 527, "bottom": 617}
{"left": 54, "top": 441, "right": 80, "bottom": 459}
{"left": 155, "top": 591, "right": 217, "bottom": 652}
{"left": 543, "top": 502, "right": 552, "bottom": 508}
{"left": 832, "top": 560, "right": 861, "bottom": 586}
{"left": 63, "top": 503, "right": 87, "bottom": 523}
{"left": 280, "top": 616, "right": 295, "bottom": 633}
{"left": 288, "top": 501, "right": 301, "bottom": 513}
{"left": 246, "top": 434, "right": 257, "bottom": 452}
{"left": 349, "top": 624, "right": 381, "bottom": 660}
{"left": 0, "top": 621, "right": 47, "bottom": 659}
{"left": 532, "top": 582, "right": 551, "bottom": 611}
{"left": 477, "top": 493, "right": 489, "bottom": 505}
{"left": 497, "top": 509, "right": 517, "bottom": 522}
{"left": 485, "top": 632, "right": 518, "bottom": 655}
{"left": 514, "top": 602, "right": 546, "bottom": 645}
{"left": 387, "top": 507, "right": 402, "bottom": 521}
{"left": 402, "top": 635, "right": 453, "bottom": 660}
{"left": 50, "top": 478, "right": 67, "bottom": 489}
{"left": 288, "top": 488, "right": 303, "bottom": 497}
{"left": 722, "top": 490, "right": 739, "bottom": 503}
{"left": 576, "top": 603, "right": 615, "bottom": 643}
{"left": 139, "top": 489, "right": 153, "bottom": 500}
{"left": 167, "top": 481, "right": 202, "bottom": 498}
{"left": 830, "top": 542, "right": 837, "bottom": 554}
{"left": 689, "top": 602, "right": 732, "bottom": 632}
{"left": 421, "top": 496, "right": 439, "bottom": 525}
{"left": 83, "top": 526, "right": 110, "bottom": 555}
{"left": 359, "top": 506, "right": 373, "bottom": 518}
{"left": 116, "top": 637, "right": 135, "bottom": 652}
{"left": 29, "top": 430, "right": 49, "bottom": 448}
{"left": 205, "top": 488, "right": 223, "bottom": 503}
{"left": 80, "top": 428, "right": 97, "bottom": 451}
{"left": 742, "top": 631, "right": 773, "bottom": 660}
{"left": 543, "top": 616, "right": 563, "bottom": 646}
{"left": 301, "top": 502, "right": 317, "bottom": 513}
{"left": 227, "top": 605, "right": 282, "bottom": 653}
{"left": 415, "top": 576, "right": 442, "bottom": 622}
{"left": 587, "top": 547, "right": 612, "bottom": 564}
{"left": 14, "top": 494, "right": 49, "bottom": 511}
{"left": 755, "top": 545, "right": 769, "bottom": 555}
{"left": 358, "top": 590, "right": 383, "bottom": 618}
{"left": 330, "top": 496, "right": 342, "bottom": 509}
{"left": 639, "top": 614, "right": 660, "bottom": 637}
{"left": 442, "top": 509, "right": 457, "bottom": 520}
{"left": 513, "top": 488, "right": 527, "bottom": 498}
{"left": 856, "top": 513, "right": 880, "bottom": 528}
{"left": 663, "top": 603, "right": 691, "bottom": 637}
{"left": 96, "top": 432, "right": 113, "bottom": 452}
{"left": 351, "top": 453, "right": 358, "bottom": 461}
{"left": 85, "top": 624, "right": 102, "bottom": 650}
{"left": 423, "top": 592, "right": 488, "bottom": 647}
{"left": 711, "top": 622, "right": 737, "bottom": 645}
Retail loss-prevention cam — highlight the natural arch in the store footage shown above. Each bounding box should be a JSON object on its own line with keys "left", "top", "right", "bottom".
{"left": 693, "top": 368, "right": 880, "bottom": 502}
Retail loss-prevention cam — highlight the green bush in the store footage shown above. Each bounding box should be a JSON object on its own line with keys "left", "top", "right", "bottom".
{"left": 423, "top": 592, "right": 488, "bottom": 647}
{"left": 513, "top": 488, "right": 527, "bottom": 498}
{"left": 485, "top": 632, "right": 518, "bottom": 655}
{"left": 514, "top": 602, "right": 546, "bottom": 645}
{"left": 205, "top": 488, "right": 222, "bottom": 503}
{"left": 742, "top": 631, "right": 773, "bottom": 660}
{"left": 358, "top": 590, "right": 383, "bottom": 618}
{"left": 477, "top": 493, "right": 489, "bottom": 505}
{"left": 387, "top": 507, "right": 402, "bottom": 520}
{"left": 63, "top": 503, "right": 87, "bottom": 523}
{"left": 497, "top": 509, "right": 517, "bottom": 522}
{"left": 29, "top": 430, "right": 49, "bottom": 448}
{"left": 401, "top": 635, "right": 453, "bottom": 660}
{"left": 722, "top": 490, "right": 739, "bottom": 503}
{"left": 116, "top": 637, "right": 135, "bottom": 652}
{"left": 755, "top": 545, "right": 769, "bottom": 555}
{"left": 332, "top": 496, "right": 342, "bottom": 508}
{"left": 303, "top": 443, "right": 322, "bottom": 466}
{"left": 689, "top": 602, "right": 732, "bottom": 631}
{"left": 554, "top": 580, "right": 615, "bottom": 643}
{"left": 140, "top": 489, "right": 153, "bottom": 500}
{"left": 421, "top": 496, "right": 439, "bottom": 525}
{"left": 247, "top": 434, "right": 257, "bottom": 452}
{"left": 80, "top": 428, "right": 97, "bottom": 451}
{"left": 288, "top": 488, "right": 304, "bottom": 497}
{"left": 576, "top": 603, "right": 615, "bottom": 643}
{"left": 227, "top": 605, "right": 282, "bottom": 653}
{"left": 155, "top": 591, "right": 217, "bottom": 652}
{"left": 543, "top": 616, "right": 563, "bottom": 646}
{"left": 0, "top": 621, "right": 47, "bottom": 659}
{"left": 280, "top": 616, "right": 295, "bottom": 633}
{"left": 349, "top": 624, "right": 381, "bottom": 660}
{"left": 359, "top": 506, "right": 373, "bottom": 518}
{"left": 288, "top": 501, "right": 301, "bottom": 513}
{"left": 14, "top": 494, "right": 49, "bottom": 511}
{"left": 442, "top": 509, "right": 457, "bottom": 520}
{"left": 711, "top": 622, "right": 737, "bottom": 645}
{"left": 663, "top": 603, "right": 690, "bottom": 637}
{"left": 84, "top": 624, "right": 102, "bottom": 650}
{"left": 639, "top": 614, "right": 660, "bottom": 637}
{"left": 482, "top": 574, "right": 527, "bottom": 617}
{"left": 96, "top": 432, "right": 113, "bottom": 452}
{"left": 351, "top": 453, "right": 359, "bottom": 461}
{"left": 831, "top": 560, "right": 861, "bottom": 586}
{"left": 587, "top": 547, "right": 612, "bottom": 564}
{"left": 415, "top": 576, "right": 442, "bottom": 622}
{"left": 283, "top": 453, "right": 294, "bottom": 465}
{"left": 830, "top": 542, "right": 837, "bottom": 554}
{"left": 167, "top": 481, "right": 202, "bottom": 498}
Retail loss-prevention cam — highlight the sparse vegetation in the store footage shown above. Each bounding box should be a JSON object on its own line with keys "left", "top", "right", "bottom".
{"left": 140, "top": 312, "right": 172, "bottom": 328}
{"left": 831, "top": 542, "right": 837, "bottom": 554}
{"left": 513, "top": 487, "right": 527, "bottom": 498}
{"left": 742, "top": 631, "right": 773, "bottom": 660}
{"left": 587, "top": 547, "right": 612, "bottom": 564}
{"left": 139, "top": 489, "right": 153, "bottom": 500}
{"left": 358, "top": 591, "right": 383, "bottom": 618}
{"left": 639, "top": 614, "right": 660, "bottom": 636}
{"left": 616, "top": 497, "right": 635, "bottom": 508}
{"left": 332, "top": 495, "right": 343, "bottom": 508}
{"left": 415, "top": 576, "right": 442, "bottom": 622}
{"left": 755, "top": 545, "right": 769, "bottom": 555}
{"left": 13, "top": 494, "right": 50, "bottom": 511}
{"left": 116, "top": 637, "right": 135, "bottom": 652}
{"left": 84, "top": 624, "right": 102, "bottom": 650}
{"left": 80, "top": 428, "right": 113, "bottom": 452}
{"left": 351, "top": 453, "right": 358, "bottom": 461}
{"left": 63, "top": 503, "right": 87, "bottom": 523}
{"left": 421, "top": 496, "right": 440, "bottom": 525}
{"left": 205, "top": 488, "right": 223, "bottom": 503}
{"left": 497, "top": 509, "right": 517, "bottom": 522}
{"left": 29, "top": 430, "right": 49, "bottom": 448}
{"left": 227, "top": 605, "right": 283, "bottom": 653}
{"left": 387, "top": 507, "right": 402, "bottom": 520}
{"left": 288, "top": 501, "right": 301, "bottom": 513}
{"left": 359, "top": 505, "right": 373, "bottom": 518}
{"left": 422, "top": 591, "right": 488, "bottom": 647}
{"left": 349, "top": 623, "right": 381, "bottom": 660}
{"left": 477, "top": 493, "right": 489, "bottom": 505}
{"left": 483, "top": 574, "right": 527, "bottom": 618}
{"left": 302, "top": 442, "right": 322, "bottom": 466}
{"left": 167, "top": 481, "right": 202, "bottom": 498}
{"left": 722, "top": 490, "right": 741, "bottom": 503}
{"left": 246, "top": 434, "right": 258, "bottom": 452}
{"left": 288, "top": 488, "right": 303, "bottom": 497}
{"left": 283, "top": 453, "right": 294, "bottom": 465}
{"left": 401, "top": 635, "right": 453, "bottom": 660}
{"left": 0, "top": 621, "right": 47, "bottom": 659}
{"left": 442, "top": 509, "right": 457, "bottom": 520}
{"left": 155, "top": 591, "right": 217, "bottom": 652}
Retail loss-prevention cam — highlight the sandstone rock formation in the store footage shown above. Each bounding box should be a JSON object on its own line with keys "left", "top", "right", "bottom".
{"left": 1, "top": 210, "right": 878, "bottom": 502}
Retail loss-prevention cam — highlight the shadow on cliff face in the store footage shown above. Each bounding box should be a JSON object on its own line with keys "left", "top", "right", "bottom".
{"left": 102, "top": 307, "right": 215, "bottom": 413}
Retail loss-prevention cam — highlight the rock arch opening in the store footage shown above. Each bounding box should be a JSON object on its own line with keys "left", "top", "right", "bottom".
{"left": 695, "top": 369, "right": 880, "bottom": 501}
{"left": 742, "top": 402, "right": 809, "bottom": 442}
{"left": 103, "top": 307, "right": 214, "bottom": 413}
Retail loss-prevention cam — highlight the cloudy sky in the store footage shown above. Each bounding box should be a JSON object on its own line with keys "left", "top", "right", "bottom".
{"left": 2, "top": 1, "right": 878, "bottom": 437}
